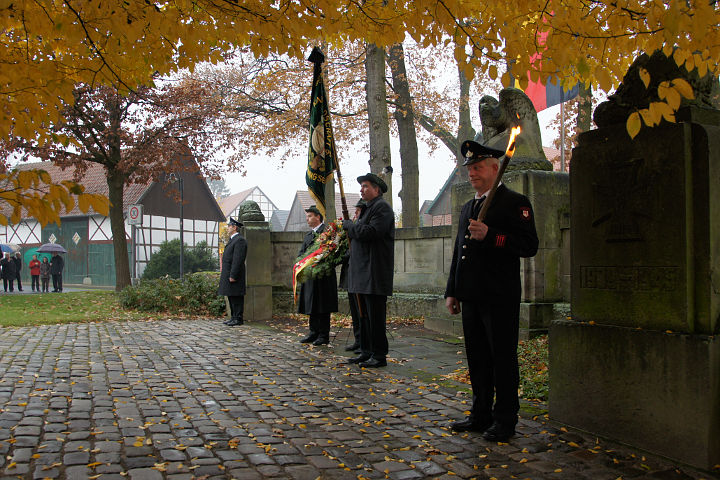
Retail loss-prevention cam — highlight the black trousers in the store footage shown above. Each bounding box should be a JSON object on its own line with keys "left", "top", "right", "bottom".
{"left": 308, "top": 312, "right": 331, "bottom": 339}
{"left": 348, "top": 293, "right": 362, "bottom": 344}
{"left": 461, "top": 301, "right": 520, "bottom": 427}
{"left": 3, "top": 278, "right": 14, "bottom": 292}
{"left": 15, "top": 274, "right": 21, "bottom": 291}
{"left": 31, "top": 275, "right": 40, "bottom": 291}
{"left": 357, "top": 294, "right": 388, "bottom": 360}
{"left": 52, "top": 274, "right": 62, "bottom": 292}
{"left": 228, "top": 295, "right": 244, "bottom": 322}
{"left": 41, "top": 277, "right": 49, "bottom": 292}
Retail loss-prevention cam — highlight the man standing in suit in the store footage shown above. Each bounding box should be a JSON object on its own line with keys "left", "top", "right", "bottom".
{"left": 297, "top": 205, "right": 339, "bottom": 345}
{"left": 445, "top": 140, "right": 539, "bottom": 442}
{"left": 218, "top": 217, "right": 247, "bottom": 327}
{"left": 343, "top": 173, "right": 395, "bottom": 368}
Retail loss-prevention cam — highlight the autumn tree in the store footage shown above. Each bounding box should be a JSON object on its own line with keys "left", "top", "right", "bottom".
{"left": 1, "top": 80, "right": 232, "bottom": 290}
{"left": 4, "top": 0, "right": 717, "bottom": 149}
{"left": 0, "top": 168, "right": 109, "bottom": 227}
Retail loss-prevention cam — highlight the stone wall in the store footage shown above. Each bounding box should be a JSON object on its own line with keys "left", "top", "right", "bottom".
{"left": 271, "top": 195, "right": 569, "bottom": 339}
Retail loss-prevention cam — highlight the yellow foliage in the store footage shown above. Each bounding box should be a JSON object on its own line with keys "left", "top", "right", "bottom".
{"left": 0, "top": 0, "right": 718, "bottom": 143}
{"left": 0, "top": 169, "right": 109, "bottom": 227}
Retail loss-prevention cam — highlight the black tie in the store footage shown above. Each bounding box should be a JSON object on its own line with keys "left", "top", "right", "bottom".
{"left": 472, "top": 196, "right": 485, "bottom": 219}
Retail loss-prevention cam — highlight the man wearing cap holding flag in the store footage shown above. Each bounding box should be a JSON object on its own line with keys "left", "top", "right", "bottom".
{"left": 298, "top": 205, "right": 338, "bottom": 345}
{"left": 218, "top": 217, "right": 247, "bottom": 327}
{"left": 445, "top": 140, "right": 539, "bottom": 441}
{"left": 343, "top": 173, "right": 394, "bottom": 368}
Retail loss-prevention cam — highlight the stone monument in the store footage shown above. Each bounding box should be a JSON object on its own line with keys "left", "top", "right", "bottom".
{"left": 550, "top": 50, "right": 720, "bottom": 469}
{"left": 238, "top": 200, "right": 272, "bottom": 322}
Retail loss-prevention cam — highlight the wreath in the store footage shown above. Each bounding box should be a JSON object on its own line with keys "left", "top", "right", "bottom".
{"left": 292, "top": 220, "right": 348, "bottom": 302}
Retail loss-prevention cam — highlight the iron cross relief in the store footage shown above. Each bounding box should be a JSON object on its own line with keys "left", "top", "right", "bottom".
{"left": 590, "top": 157, "right": 657, "bottom": 242}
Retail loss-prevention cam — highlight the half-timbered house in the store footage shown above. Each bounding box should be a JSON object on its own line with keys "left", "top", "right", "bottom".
{"left": 0, "top": 161, "right": 225, "bottom": 286}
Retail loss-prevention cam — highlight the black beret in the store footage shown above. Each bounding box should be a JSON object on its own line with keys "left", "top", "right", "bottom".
{"left": 354, "top": 200, "right": 366, "bottom": 208}
{"left": 228, "top": 217, "right": 243, "bottom": 228}
{"left": 460, "top": 140, "right": 505, "bottom": 166}
{"left": 305, "top": 205, "right": 322, "bottom": 216}
{"left": 356, "top": 173, "right": 388, "bottom": 193}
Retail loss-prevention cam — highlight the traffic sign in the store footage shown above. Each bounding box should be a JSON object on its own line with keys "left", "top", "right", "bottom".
{"left": 128, "top": 204, "right": 143, "bottom": 225}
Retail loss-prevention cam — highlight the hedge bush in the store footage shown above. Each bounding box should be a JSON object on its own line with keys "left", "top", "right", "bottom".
{"left": 119, "top": 271, "right": 225, "bottom": 317}
{"left": 142, "top": 239, "right": 218, "bottom": 280}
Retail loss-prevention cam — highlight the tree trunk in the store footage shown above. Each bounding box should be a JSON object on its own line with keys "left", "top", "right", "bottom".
{"left": 107, "top": 97, "right": 132, "bottom": 291}
{"left": 454, "top": 66, "right": 475, "bottom": 182}
{"left": 107, "top": 168, "right": 131, "bottom": 291}
{"left": 387, "top": 43, "right": 418, "bottom": 227}
{"left": 364, "top": 42, "right": 393, "bottom": 207}
{"left": 576, "top": 82, "right": 592, "bottom": 133}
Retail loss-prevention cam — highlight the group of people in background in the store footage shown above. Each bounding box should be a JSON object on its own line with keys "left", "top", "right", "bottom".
{"left": 0, "top": 252, "right": 64, "bottom": 293}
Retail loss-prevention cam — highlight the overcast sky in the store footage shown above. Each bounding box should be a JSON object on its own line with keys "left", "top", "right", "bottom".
{"left": 224, "top": 105, "right": 561, "bottom": 215}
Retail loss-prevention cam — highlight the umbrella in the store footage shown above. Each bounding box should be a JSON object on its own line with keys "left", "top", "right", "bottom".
{"left": 0, "top": 244, "right": 19, "bottom": 253}
{"left": 36, "top": 243, "right": 67, "bottom": 254}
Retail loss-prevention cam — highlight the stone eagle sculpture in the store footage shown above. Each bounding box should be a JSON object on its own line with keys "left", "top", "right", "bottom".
{"left": 475, "top": 87, "right": 552, "bottom": 171}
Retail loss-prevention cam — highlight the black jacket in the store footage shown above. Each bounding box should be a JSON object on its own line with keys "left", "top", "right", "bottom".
{"left": 218, "top": 233, "right": 247, "bottom": 297}
{"left": 445, "top": 184, "right": 539, "bottom": 304}
{"left": 297, "top": 223, "right": 339, "bottom": 314}
{"left": 342, "top": 195, "right": 395, "bottom": 296}
{"left": 50, "top": 255, "right": 64, "bottom": 275}
{"left": 1, "top": 257, "right": 16, "bottom": 279}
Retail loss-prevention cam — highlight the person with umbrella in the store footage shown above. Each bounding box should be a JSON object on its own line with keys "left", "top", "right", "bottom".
{"left": 1, "top": 252, "right": 16, "bottom": 292}
{"left": 13, "top": 252, "right": 23, "bottom": 292}
{"left": 50, "top": 252, "right": 64, "bottom": 292}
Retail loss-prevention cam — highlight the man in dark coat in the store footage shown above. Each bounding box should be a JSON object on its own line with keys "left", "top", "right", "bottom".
{"left": 297, "top": 205, "right": 338, "bottom": 346}
{"left": 342, "top": 173, "right": 395, "bottom": 368}
{"left": 50, "top": 253, "right": 64, "bottom": 292}
{"left": 218, "top": 217, "right": 247, "bottom": 326}
{"left": 1, "top": 252, "right": 16, "bottom": 292}
{"left": 13, "top": 252, "right": 23, "bottom": 292}
{"left": 445, "top": 140, "right": 539, "bottom": 442}
{"left": 339, "top": 200, "right": 366, "bottom": 353}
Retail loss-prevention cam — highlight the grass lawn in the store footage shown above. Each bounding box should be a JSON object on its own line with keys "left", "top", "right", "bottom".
{"left": 0, "top": 290, "right": 160, "bottom": 327}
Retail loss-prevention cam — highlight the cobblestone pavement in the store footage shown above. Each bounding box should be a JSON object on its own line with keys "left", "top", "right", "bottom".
{"left": 0, "top": 319, "right": 716, "bottom": 480}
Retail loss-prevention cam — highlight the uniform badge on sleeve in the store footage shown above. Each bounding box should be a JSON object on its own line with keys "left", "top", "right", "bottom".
{"left": 519, "top": 206, "right": 532, "bottom": 221}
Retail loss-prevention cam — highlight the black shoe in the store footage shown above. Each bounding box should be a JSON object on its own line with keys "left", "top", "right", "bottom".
{"left": 344, "top": 342, "right": 360, "bottom": 352}
{"left": 450, "top": 418, "right": 493, "bottom": 433}
{"left": 300, "top": 334, "right": 318, "bottom": 344}
{"left": 482, "top": 422, "right": 515, "bottom": 442}
{"left": 226, "top": 319, "right": 243, "bottom": 326}
{"left": 359, "top": 358, "right": 387, "bottom": 368}
{"left": 347, "top": 354, "right": 371, "bottom": 364}
{"left": 312, "top": 337, "right": 329, "bottom": 346}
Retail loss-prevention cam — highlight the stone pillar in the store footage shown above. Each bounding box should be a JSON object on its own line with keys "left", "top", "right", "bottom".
{"left": 243, "top": 221, "right": 272, "bottom": 323}
{"left": 505, "top": 170, "right": 570, "bottom": 338}
{"left": 551, "top": 106, "right": 720, "bottom": 469}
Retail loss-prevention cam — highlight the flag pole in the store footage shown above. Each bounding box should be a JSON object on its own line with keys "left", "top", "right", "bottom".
{"left": 307, "top": 47, "right": 350, "bottom": 221}
{"left": 560, "top": 101, "right": 566, "bottom": 172}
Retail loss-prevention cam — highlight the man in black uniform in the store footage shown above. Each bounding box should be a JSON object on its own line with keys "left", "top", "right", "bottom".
{"left": 343, "top": 173, "right": 395, "bottom": 368}
{"left": 298, "top": 205, "right": 338, "bottom": 346}
{"left": 218, "top": 217, "right": 247, "bottom": 327}
{"left": 445, "top": 140, "right": 539, "bottom": 442}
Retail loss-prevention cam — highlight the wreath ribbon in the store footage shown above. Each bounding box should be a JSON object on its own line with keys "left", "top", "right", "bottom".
{"left": 292, "top": 245, "right": 327, "bottom": 303}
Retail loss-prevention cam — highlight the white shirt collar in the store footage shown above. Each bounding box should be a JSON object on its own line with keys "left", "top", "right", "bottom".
{"left": 475, "top": 181, "right": 502, "bottom": 200}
